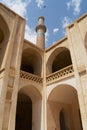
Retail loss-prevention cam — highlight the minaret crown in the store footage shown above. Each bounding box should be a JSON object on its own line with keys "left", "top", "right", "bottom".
{"left": 36, "top": 16, "right": 46, "bottom": 33}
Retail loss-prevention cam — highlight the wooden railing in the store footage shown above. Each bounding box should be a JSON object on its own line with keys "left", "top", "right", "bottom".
{"left": 46, "top": 65, "right": 74, "bottom": 84}
{"left": 20, "top": 70, "right": 43, "bottom": 84}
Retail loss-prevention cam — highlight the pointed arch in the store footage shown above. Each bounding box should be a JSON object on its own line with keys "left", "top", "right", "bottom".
{"left": 0, "top": 14, "right": 10, "bottom": 68}
{"left": 16, "top": 85, "right": 42, "bottom": 130}
{"left": 21, "top": 47, "right": 42, "bottom": 76}
{"left": 15, "top": 93, "right": 32, "bottom": 130}
{"left": 46, "top": 47, "right": 72, "bottom": 75}
{"left": 47, "top": 84, "right": 83, "bottom": 130}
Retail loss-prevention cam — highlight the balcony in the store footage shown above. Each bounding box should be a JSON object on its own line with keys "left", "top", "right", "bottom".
{"left": 46, "top": 65, "right": 74, "bottom": 85}
{"left": 20, "top": 70, "right": 43, "bottom": 84}
{"left": 20, "top": 65, "right": 74, "bottom": 85}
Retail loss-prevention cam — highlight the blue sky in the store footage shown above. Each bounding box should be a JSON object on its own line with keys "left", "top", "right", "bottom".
{"left": 0, "top": 0, "right": 87, "bottom": 48}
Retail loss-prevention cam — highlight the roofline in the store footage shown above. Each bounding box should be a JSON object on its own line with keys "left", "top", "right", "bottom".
{"left": 0, "top": 2, "right": 25, "bottom": 21}
{"left": 1, "top": 2, "right": 87, "bottom": 52}
{"left": 24, "top": 39, "right": 44, "bottom": 52}
{"left": 67, "top": 13, "right": 87, "bottom": 29}
{"left": 46, "top": 36, "right": 67, "bottom": 52}
{"left": 46, "top": 12, "right": 87, "bottom": 51}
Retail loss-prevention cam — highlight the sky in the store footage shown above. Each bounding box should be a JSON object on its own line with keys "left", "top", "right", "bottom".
{"left": 0, "top": 0, "right": 87, "bottom": 48}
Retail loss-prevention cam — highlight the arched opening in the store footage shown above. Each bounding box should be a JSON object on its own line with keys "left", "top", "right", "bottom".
{"left": 60, "top": 110, "right": 67, "bottom": 130}
{"left": 46, "top": 47, "right": 72, "bottom": 75}
{"left": 47, "top": 85, "right": 83, "bottom": 130}
{"left": 15, "top": 93, "right": 32, "bottom": 130}
{"left": 52, "top": 49, "right": 72, "bottom": 73}
{"left": 15, "top": 86, "right": 42, "bottom": 130}
{"left": 0, "top": 15, "right": 10, "bottom": 68}
{"left": 21, "top": 48, "right": 42, "bottom": 76}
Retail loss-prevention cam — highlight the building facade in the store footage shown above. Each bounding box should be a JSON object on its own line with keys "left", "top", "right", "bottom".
{"left": 0, "top": 3, "right": 87, "bottom": 130}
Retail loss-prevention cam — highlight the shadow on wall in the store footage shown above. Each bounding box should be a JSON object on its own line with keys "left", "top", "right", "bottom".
{"left": 84, "top": 32, "right": 87, "bottom": 48}
{"left": 0, "top": 15, "right": 10, "bottom": 69}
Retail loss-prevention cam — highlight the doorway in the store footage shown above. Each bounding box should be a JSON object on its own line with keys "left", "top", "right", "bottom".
{"left": 15, "top": 93, "right": 32, "bottom": 130}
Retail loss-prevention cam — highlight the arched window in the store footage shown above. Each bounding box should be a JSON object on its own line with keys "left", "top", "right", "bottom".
{"left": 60, "top": 110, "right": 67, "bottom": 130}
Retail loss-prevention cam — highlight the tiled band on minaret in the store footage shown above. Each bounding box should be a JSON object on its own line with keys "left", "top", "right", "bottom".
{"left": 36, "top": 16, "right": 46, "bottom": 49}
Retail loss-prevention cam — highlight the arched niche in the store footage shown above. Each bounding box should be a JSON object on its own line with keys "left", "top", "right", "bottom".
{"left": 46, "top": 47, "right": 72, "bottom": 75}
{"left": 47, "top": 85, "right": 83, "bottom": 130}
{"left": 21, "top": 48, "right": 42, "bottom": 76}
{"left": 0, "top": 15, "right": 10, "bottom": 68}
{"left": 15, "top": 93, "right": 32, "bottom": 130}
{"left": 16, "top": 85, "right": 42, "bottom": 130}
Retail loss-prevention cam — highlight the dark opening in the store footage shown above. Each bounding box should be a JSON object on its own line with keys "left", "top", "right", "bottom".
{"left": 60, "top": 110, "right": 67, "bottom": 130}
{"left": 21, "top": 64, "right": 34, "bottom": 74}
{"left": 52, "top": 50, "right": 72, "bottom": 73}
{"left": 15, "top": 93, "right": 32, "bottom": 130}
{"left": 21, "top": 49, "right": 42, "bottom": 76}
{"left": 78, "top": 109, "right": 83, "bottom": 130}
{"left": 0, "top": 28, "right": 4, "bottom": 43}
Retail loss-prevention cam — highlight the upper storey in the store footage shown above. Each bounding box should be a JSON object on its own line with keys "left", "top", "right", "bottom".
{"left": 45, "top": 13, "right": 87, "bottom": 84}
{"left": 0, "top": 3, "right": 87, "bottom": 85}
{"left": 0, "top": 3, "right": 25, "bottom": 71}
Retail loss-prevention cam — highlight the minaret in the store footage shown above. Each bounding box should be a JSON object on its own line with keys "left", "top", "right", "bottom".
{"left": 36, "top": 16, "right": 46, "bottom": 49}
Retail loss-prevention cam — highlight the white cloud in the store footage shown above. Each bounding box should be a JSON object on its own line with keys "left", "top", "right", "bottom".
{"left": 62, "top": 16, "right": 72, "bottom": 29}
{"left": 66, "top": 2, "right": 71, "bottom": 9}
{"left": 0, "top": 0, "right": 48, "bottom": 45}
{"left": 25, "top": 25, "right": 49, "bottom": 45}
{"left": 0, "top": 0, "right": 38, "bottom": 44}
{"left": 53, "top": 28, "right": 59, "bottom": 34}
{"left": 45, "top": 29, "right": 49, "bottom": 42}
{"left": 62, "top": 16, "right": 72, "bottom": 35}
{"left": 0, "top": 0, "right": 31, "bottom": 17}
{"left": 36, "top": 0, "right": 44, "bottom": 9}
{"left": 66, "top": 0, "right": 82, "bottom": 15}
{"left": 25, "top": 25, "right": 36, "bottom": 44}
{"left": 45, "top": 29, "right": 49, "bottom": 48}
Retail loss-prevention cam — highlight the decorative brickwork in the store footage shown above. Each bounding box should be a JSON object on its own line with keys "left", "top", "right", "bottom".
{"left": 46, "top": 65, "right": 74, "bottom": 84}
{"left": 20, "top": 70, "right": 43, "bottom": 83}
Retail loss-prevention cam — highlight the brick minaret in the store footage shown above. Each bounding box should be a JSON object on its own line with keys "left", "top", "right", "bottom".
{"left": 36, "top": 16, "right": 46, "bottom": 49}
